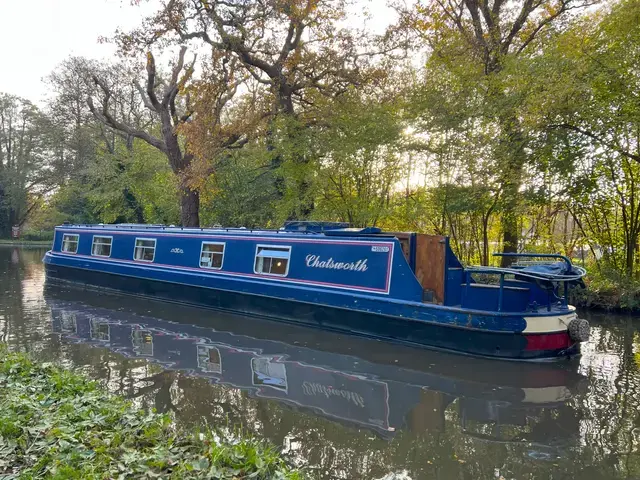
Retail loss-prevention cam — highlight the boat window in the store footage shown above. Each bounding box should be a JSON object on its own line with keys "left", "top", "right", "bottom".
{"left": 134, "top": 238, "right": 156, "bottom": 262}
{"left": 197, "top": 345, "right": 222, "bottom": 373}
{"left": 91, "top": 236, "right": 112, "bottom": 257}
{"left": 132, "top": 330, "right": 153, "bottom": 356}
{"left": 90, "top": 319, "right": 110, "bottom": 341}
{"left": 200, "top": 242, "right": 225, "bottom": 269}
{"left": 254, "top": 245, "right": 291, "bottom": 276}
{"left": 61, "top": 234, "right": 79, "bottom": 253}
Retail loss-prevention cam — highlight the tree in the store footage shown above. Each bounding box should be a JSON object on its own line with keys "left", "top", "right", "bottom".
{"left": 524, "top": 0, "right": 640, "bottom": 276}
{"left": 177, "top": 53, "right": 256, "bottom": 195}
{"left": 88, "top": 47, "right": 250, "bottom": 227}
{"left": 0, "top": 95, "right": 52, "bottom": 237}
{"left": 402, "top": 0, "right": 596, "bottom": 264}
{"left": 88, "top": 47, "right": 201, "bottom": 227}
{"left": 542, "top": 0, "right": 640, "bottom": 166}
{"left": 119, "top": 0, "right": 373, "bottom": 218}
{"left": 46, "top": 56, "right": 154, "bottom": 225}
{"left": 127, "top": 0, "right": 363, "bottom": 117}
{"left": 300, "top": 91, "right": 408, "bottom": 227}
{"left": 45, "top": 56, "right": 100, "bottom": 182}
{"left": 199, "top": 143, "right": 278, "bottom": 228}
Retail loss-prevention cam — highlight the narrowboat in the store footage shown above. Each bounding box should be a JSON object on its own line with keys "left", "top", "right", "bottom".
{"left": 42, "top": 221, "right": 590, "bottom": 360}
{"left": 46, "top": 287, "right": 586, "bottom": 440}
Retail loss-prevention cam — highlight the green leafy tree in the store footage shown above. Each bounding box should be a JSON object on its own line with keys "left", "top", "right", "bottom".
{"left": 401, "top": 0, "right": 596, "bottom": 264}
{"left": 0, "top": 95, "right": 53, "bottom": 237}
{"left": 121, "top": 0, "right": 380, "bottom": 219}
{"left": 526, "top": 0, "right": 640, "bottom": 276}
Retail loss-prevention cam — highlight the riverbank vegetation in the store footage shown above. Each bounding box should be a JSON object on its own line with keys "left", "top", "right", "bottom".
{"left": 0, "top": 0, "right": 639, "bottom": 307}
{"left": 0, "top": 346, "right": 303, "bottom": 479}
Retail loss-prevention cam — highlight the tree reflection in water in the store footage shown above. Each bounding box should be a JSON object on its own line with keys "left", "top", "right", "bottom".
{"left": 1, "top": 247, "right": 640, "bottom": 479}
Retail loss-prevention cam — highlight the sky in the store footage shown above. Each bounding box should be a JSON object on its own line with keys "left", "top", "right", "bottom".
{"left": 0, "top": 0, "right": 396, "bottom": 105}
{"left": 0, "top": 0, "right": 157, "bottom": 103}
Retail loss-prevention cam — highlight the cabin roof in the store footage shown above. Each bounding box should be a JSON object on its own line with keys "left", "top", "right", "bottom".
{"left": 55, "top": 223, "right": 399, "bottom": 240}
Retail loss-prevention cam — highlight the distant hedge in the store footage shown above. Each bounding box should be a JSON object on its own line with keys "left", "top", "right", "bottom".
{"left": 19, "top": 230, "right": 55, "bottom": 241}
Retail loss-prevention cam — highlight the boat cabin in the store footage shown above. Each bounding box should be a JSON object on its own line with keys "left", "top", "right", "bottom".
{"left": 50, "top": 221, "right": 580, "bottom": 315}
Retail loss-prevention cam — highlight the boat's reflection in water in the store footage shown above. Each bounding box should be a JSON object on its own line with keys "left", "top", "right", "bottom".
{"left": 45, "top": 286, "right": 584, "bottom": 453}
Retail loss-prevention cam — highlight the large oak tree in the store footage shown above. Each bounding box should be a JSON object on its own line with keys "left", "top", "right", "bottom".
{"left": 88, "top": 47, "right": 246, "bottom": 227}
{"left": 118, "top": 0, "right": 374, "bottom": 219}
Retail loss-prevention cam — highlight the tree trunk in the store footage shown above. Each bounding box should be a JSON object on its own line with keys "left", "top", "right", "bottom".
{"left": 180, "top": 187, "right": 200, "bottom": 227}
{"left": 8, "top": 206, "right": 18, "bottom": 231}
{"left": 124, "top": 188, "right": 145, "bottom": 224}
{"left": 482, "top": 216, "right": 490, "bottom": 266}
{"left": 497, "top": 116, "right": 526, "bottom": 267}
{"left": 625, "top": 232, "right": 637, "bottom": 277}
{"left": 500, "top": 165, "right": 523, "bottom": 266}
{"left": 0, "top": 183, "right": 6, "bottom": 237}
{"left": 268, "top": 114, "right": 313, "bottom": 221}
{"left": 501, "top": 213, "right": 518, "bottom": 266}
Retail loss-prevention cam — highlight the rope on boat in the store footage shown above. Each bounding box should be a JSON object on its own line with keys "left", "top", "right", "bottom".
{"left": 464, "top": 265, "right": 587, "bottom": 283}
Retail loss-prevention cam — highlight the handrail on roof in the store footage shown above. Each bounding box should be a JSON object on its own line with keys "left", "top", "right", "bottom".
{"left": 465, "top": 265, "right": 586, "bottom": 282}
{"left": 492, "top": 252, "right": 573, "bottom": 271}
{"left": 59, "top": 223, "right": 407, "bottom": 240}
{"left": 462, "top": 260, "right": 586, "bottom": 311}
{"left": 59, "top": 223, "right": 325, "bottom": 235}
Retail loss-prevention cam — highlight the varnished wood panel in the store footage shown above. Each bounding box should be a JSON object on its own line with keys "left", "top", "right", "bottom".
{"left": 415, "top": 234, "right": 446, "bottom": 304}
{"left": 388, "top": 232, "right": 412, "bottom": 261}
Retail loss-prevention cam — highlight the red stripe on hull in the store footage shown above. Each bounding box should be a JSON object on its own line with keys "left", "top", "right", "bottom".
{"left": 525, "top": 332, "right": 573, "bottom": 351}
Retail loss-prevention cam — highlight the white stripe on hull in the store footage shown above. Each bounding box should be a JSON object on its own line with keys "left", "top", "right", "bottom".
{"left": 523, "top": 311, "right": 577, "bottom": 333}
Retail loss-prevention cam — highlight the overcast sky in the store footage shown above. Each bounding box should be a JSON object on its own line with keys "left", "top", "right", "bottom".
{"left": 0, "top": 0, "right": 395, "bottom": 105}
{"left": 0, "top": 0, "right": 156, "bottom": 103}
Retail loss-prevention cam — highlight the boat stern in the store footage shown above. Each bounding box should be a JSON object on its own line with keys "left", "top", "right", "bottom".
{"left": 521, "top": 311, "right": 590, "bottom": 358}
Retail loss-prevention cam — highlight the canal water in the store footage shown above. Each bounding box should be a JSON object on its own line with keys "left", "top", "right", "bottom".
{"left": 2, "top": 247, "right": 640, "bottom": 480}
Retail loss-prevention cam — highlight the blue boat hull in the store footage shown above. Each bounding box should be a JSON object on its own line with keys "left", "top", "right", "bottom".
{"left": 45, "top": 288, "right": 585, "bottom": 438}
{"left": 44, "top": 261, "right": 579, "bottom": 361}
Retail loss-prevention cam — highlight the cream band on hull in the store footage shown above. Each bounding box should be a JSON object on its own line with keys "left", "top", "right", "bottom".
{"left": 523, "top": 312, "right": 578, "bottom": 333}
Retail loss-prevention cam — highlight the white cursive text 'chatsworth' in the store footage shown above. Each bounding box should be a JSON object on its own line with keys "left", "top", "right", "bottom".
{"left": 305, "top": 255, "right": 368, "bottom": 272}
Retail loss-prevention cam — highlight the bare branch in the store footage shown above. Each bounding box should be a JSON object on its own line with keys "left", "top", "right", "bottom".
{"left": 463, "top": 0, "right": 489, "bottom": 51}
{"left": 549, "top": 123, "right": 640, "bottom": 163}
{"left": 134, "top": 81, "right": 157, "bottom": 111}
{"left": 502, "top": 0, "right": 536, "bottom": 53}
{"left": 164, "top": 46, "right": 188, "bottom": 106}
{"left": 145, "top": 52, "right": 161, "bottom": 110}
{"left": 88, "top": 75, "right": 167, "bottom": 153}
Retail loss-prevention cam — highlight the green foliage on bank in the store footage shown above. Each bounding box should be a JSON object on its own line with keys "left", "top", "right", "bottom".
{"left": 572, "top": 269, "right": 640, "bottom": 312}
{"left": 18, "top": 230, "right": 54, "bottom": 242}
{"left": 0, "top": 346, "right": 303, "bottom": 479}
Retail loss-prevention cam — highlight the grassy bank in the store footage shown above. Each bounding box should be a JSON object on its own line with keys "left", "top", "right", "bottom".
{"left": 0, "top": 346, "right": 304, "bottom": 479}
{"left": 0, "top": 239, "right": 51, "bottom": 247}
{"left": 0, "top": 230, "right": 53, "bottom": 246}
{"left": 571, "top": 271, "right": 640, "bottom": 312}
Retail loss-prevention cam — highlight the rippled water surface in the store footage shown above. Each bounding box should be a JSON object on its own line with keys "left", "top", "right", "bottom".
{"left": 2, "top": 246, "right": 640, "bottom": 479}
